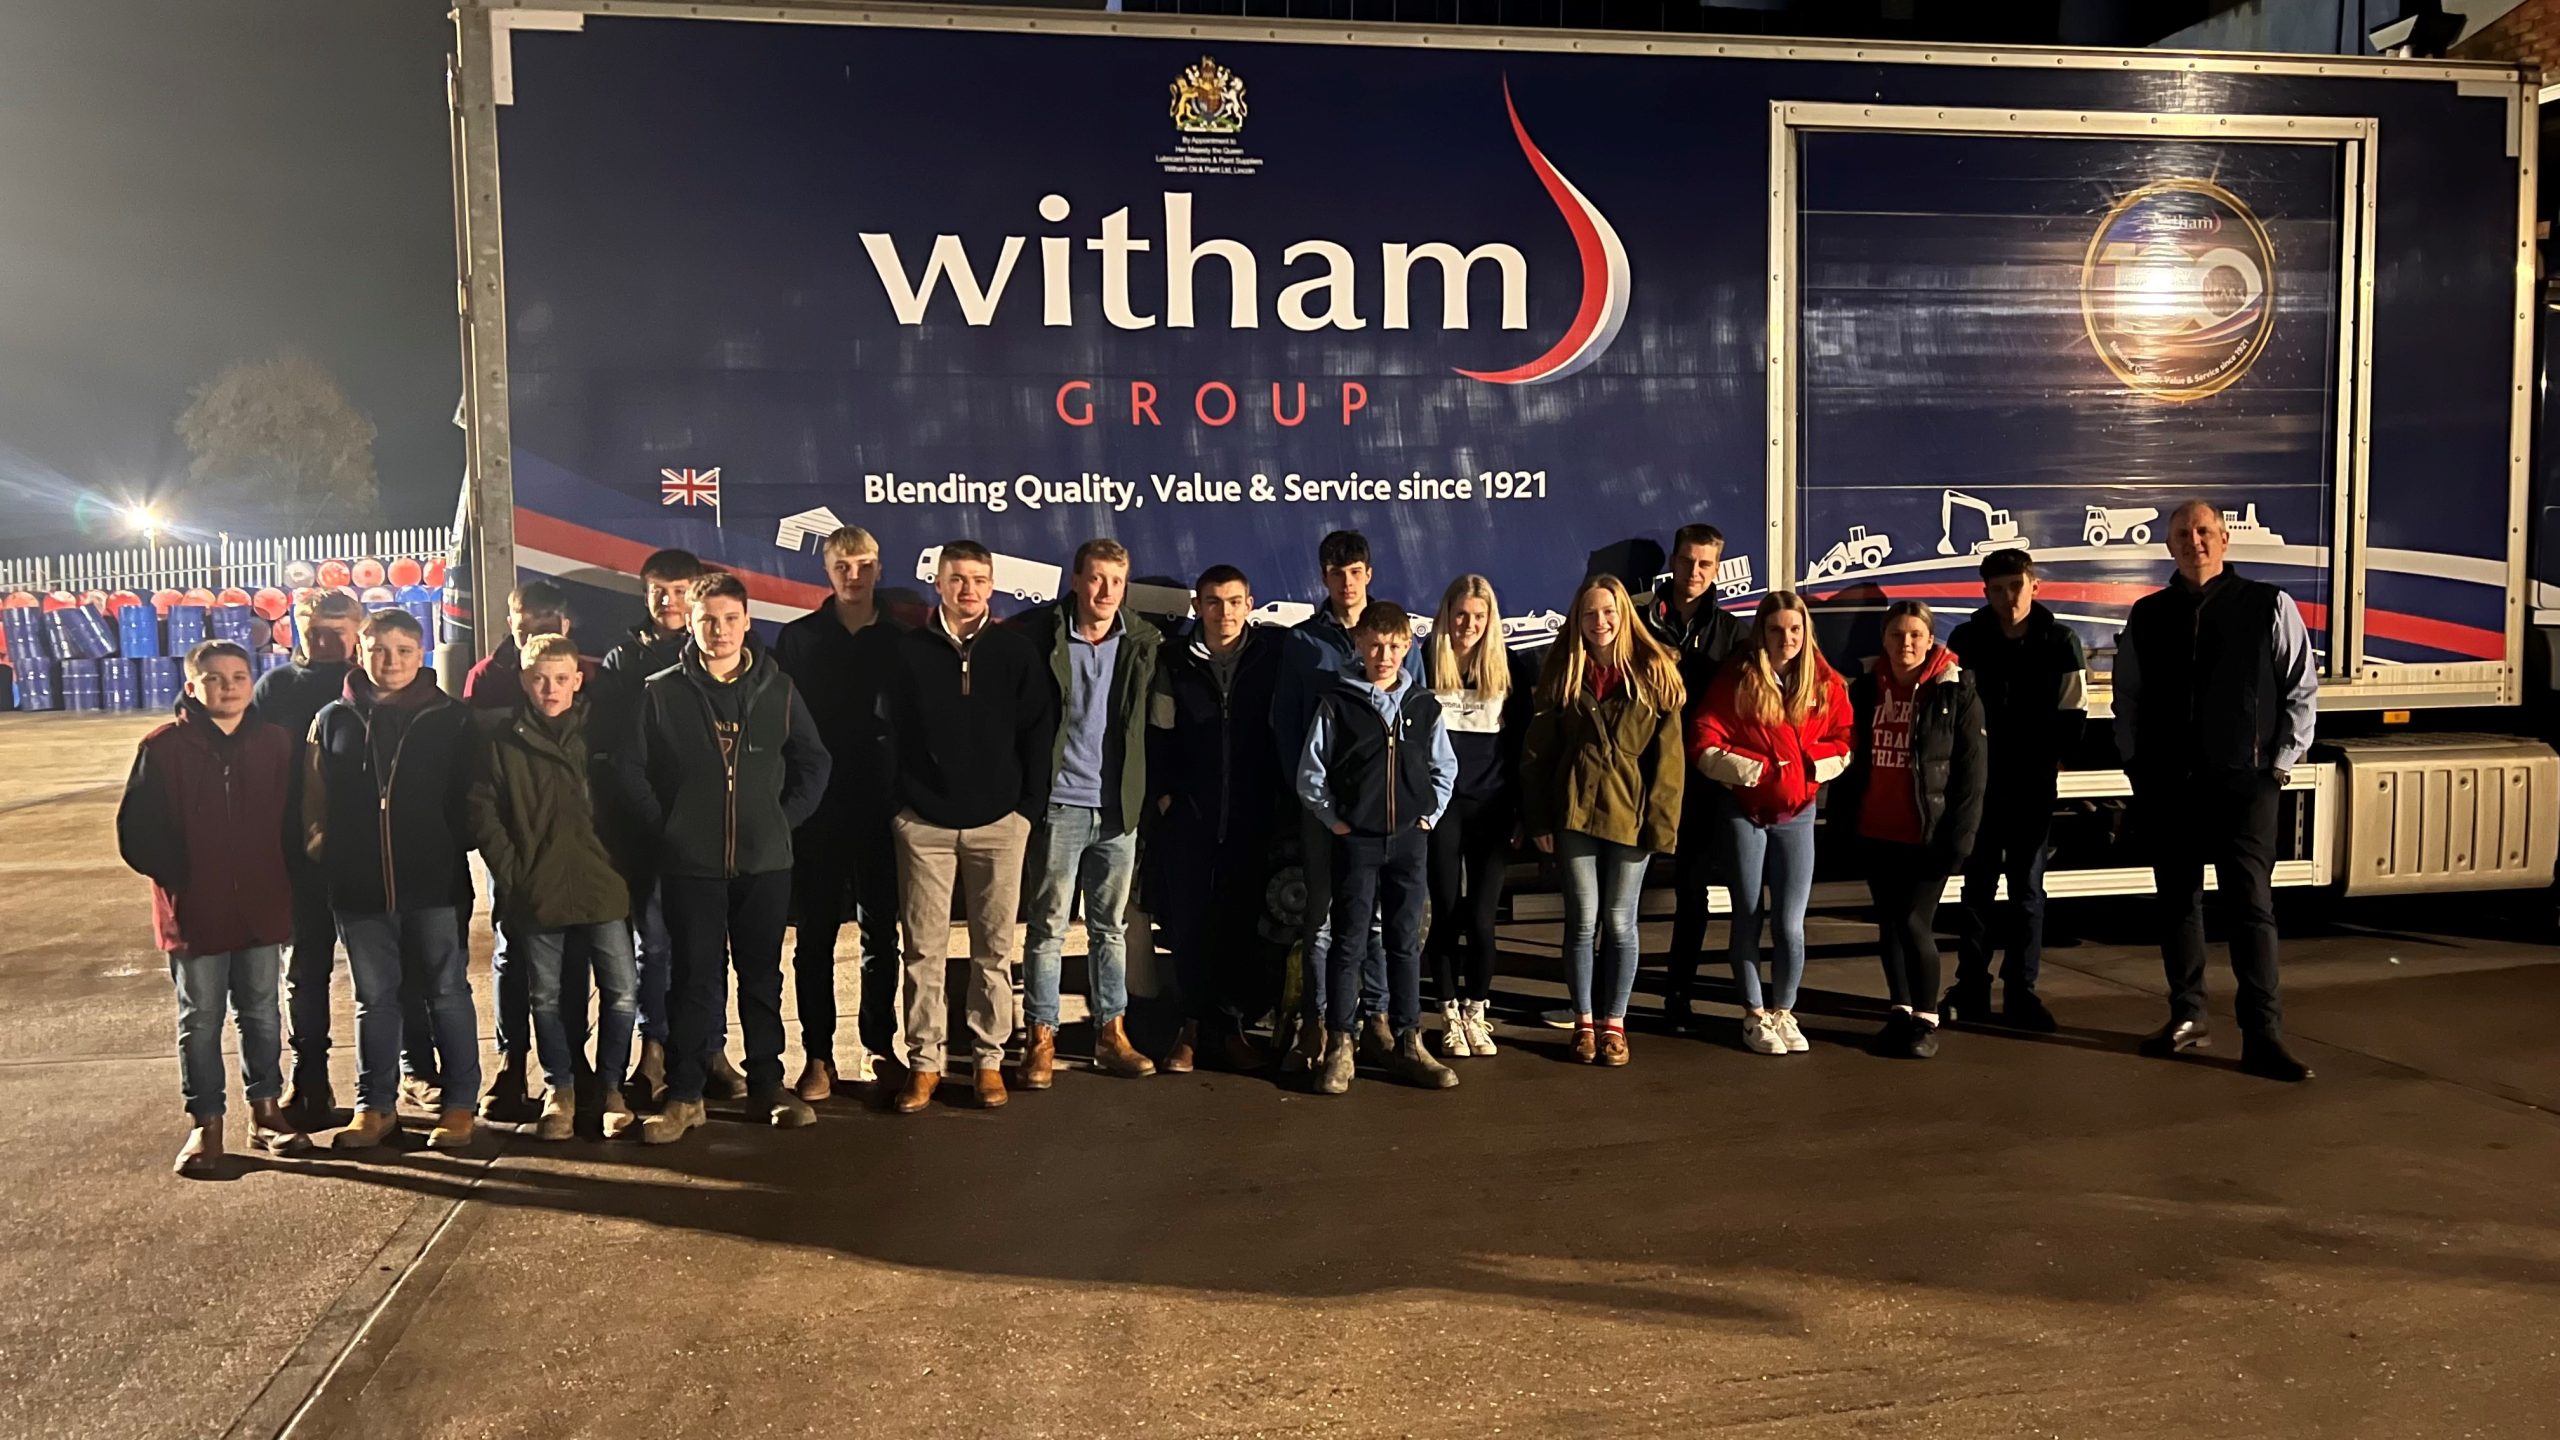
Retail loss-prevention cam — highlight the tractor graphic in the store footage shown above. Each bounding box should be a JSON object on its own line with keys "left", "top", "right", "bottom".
{"left": 1806, "top": 526, "right": 1893, "bottom": 581}
{"left": 2083, "top": 505, "right": 2158, "bottom": 547}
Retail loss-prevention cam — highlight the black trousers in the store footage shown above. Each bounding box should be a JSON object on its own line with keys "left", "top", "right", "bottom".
{"left": 790, "top": 817, "right": 901, "bottom": 1063}
{"left": 662, "top": 870, "right": 792, "bottom": 1103}
{"left": 1951, "top": 782, "right": 2056, "bottom": 994}
{"left": 2141, "top": 771, "right": 2284, "bottom": 1037}
{"left": 1426, "top": 793, "right": 1508, "bottom": 1004}
{"left": 1157, "top": 816, "right": 1282, "bottom": 1027}
{"left": 1663, "top": 786, "right": 1720, "bottom": 1003}
{"left": 1862, "top": 839, "right": 1953, "bottom": 1012}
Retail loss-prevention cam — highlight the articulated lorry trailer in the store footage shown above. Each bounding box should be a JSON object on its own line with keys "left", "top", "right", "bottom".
{"left": 449, "top": 0, "right": 2560, "bottom": 900}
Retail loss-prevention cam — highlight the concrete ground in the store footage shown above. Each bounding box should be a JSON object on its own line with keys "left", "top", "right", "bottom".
{"left": 3, "top": 709, "right": 2558, "bottom": 1439}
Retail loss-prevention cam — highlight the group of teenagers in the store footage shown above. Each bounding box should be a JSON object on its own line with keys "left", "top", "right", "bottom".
{"left": 118, "top": 497, "right": 2322, "bottom": 1176}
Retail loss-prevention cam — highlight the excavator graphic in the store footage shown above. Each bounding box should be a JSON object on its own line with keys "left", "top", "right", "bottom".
{"left": 1937, "top": 489, "right": 2032, "bottom": 556}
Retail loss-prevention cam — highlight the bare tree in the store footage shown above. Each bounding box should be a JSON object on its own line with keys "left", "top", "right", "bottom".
{"left": 175, "top": 351, "right": 382, "bottom": 529}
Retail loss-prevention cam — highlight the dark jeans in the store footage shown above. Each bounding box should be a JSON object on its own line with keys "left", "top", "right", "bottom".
{"left": 633, "top": 876, "right": 724, "bottom": 1046}
{"left": 790, "top": 819, "right": 901, "bottom": 1063}
{"left": 340, "top": 906, "right": 480, "bottom": 1115}
{"left": 662, "top": 870, "right": 792, "bottom": 1103}
{"left": 1158, "top": 817, "right": 1281, "bottom": 1027}
{"left": 1862, "top": 839, "right": 1953, "bottom": 1012}
{"left": 1952, "top": 785, "right": 2055, "bottom": 993}
{"left": 494, "top": 903, "right": 592, "bottom": 1066}
{"left": 283, "top": 866, "right": 338, "bottom": 1076}
{"left": 1663, "top": 784, "right": 1721, "bottom": 1005}
{"left": 2141, "top": 771, "right": 2284, "bottom": 1037}
{"left": 1425, "top": 793, "right": 1508, "bottom": 1004}
{"left": 1298, "top": 809, "right": 1389, "bottom": 1024}
{"left": 1326, "top": 827, "right": 1428, "bottom": 1036}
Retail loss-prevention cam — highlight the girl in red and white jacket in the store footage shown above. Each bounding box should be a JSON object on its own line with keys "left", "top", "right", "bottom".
{"left": 1689, "top": 592, "right": 1853, "bottom": 1056}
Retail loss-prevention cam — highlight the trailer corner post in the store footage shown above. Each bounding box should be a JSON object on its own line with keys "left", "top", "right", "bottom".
{"left": 453, "top": 2, "right": 516, "bottom": 667}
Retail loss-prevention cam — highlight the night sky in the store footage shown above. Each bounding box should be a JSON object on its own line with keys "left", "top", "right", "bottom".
{"left": 0, "top": 0, "right": 459, "bottom": 557}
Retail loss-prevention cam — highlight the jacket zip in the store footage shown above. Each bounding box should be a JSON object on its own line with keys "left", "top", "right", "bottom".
{"left": 359, "top": 703, "right": 425, "bottom": 913}
{"left": 1383, "top": 713, "right": 1399, "bottom": 833}
{"left": 1215, "top": 681, "right": 1234, "bottom": 845}
{"left": 684, "top": 679, "right": 743, "bottom": 877}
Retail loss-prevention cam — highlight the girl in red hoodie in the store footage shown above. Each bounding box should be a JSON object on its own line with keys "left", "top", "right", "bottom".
{"left": 1689, "top": 592, "right": 1853, "bottom": 1056}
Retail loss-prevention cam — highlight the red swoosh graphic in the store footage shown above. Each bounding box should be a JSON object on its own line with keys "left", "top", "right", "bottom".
{"left": 1456, "top": 79, "right": 1626, "bottom": 386}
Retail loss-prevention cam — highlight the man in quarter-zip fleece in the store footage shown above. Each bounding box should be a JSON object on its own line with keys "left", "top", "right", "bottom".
{"left": 619, "top": 574, "right": 831, "bottom": 1144}
{"left": 303, "top": 609, "right": 482, "bottom": 1150}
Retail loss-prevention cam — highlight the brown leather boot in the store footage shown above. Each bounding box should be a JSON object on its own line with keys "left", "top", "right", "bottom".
{"left": 974, "top": 1065, "right": 1009, "bottom": 1109}
{"left": 894, "top": 1069, "right": 939, "bottom": 1115}
{"left": 1093, "top": 1017, "right": 1157, "bottom": 1078}
{"left": 1019, "top": 1025, "right": 1057, "bottom": 1090}
{"left": 793, "top": 1057, "right": 835, "bottom": 1104}
{"left": 1162, "top": 1021, "right": 1199, "bottom": 1074}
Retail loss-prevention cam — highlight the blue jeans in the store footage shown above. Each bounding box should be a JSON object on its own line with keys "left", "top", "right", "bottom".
{"left": 523, "top": 921, "right": 638, "bottom": 1095}
{"left": 633, "top": 878, "right": 723, "bottom": 1046}
{"left": 1557, "top": 831, "right": 1650, "bottom": 1022}
{"left": 495, "top": 910, "right": 592, "bottom": 1066}
{"left": 340, "top": 907, "right": 481, "bottom": 1115}
{"left": 1709, "top": 790, "right": 1818, "bottom": 1011}
{"left": 169, "top": 946, "right": 285, "bottom": 1120}
{"left": 1325, "top": 828, "right": 1428, "bottom": 1035}
{"left": 1021, "top": 804, "right": 1138, "bottom": 1030}
{"left": 1298, "top": 809, "right": 1389, "bottom": 1023}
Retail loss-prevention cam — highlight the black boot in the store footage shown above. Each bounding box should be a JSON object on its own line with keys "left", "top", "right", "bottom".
{"left": 2003, "top": 988, "right": 2058, "bottom": 1033}
{"left": 1939, "top": 982, "right": 1993, "bottom": 1028}
{"left": 2240, "top": 1035, "right": 2314, "bottom": 1082}
{"left": 2139, "top": 1019, "right": 2211, "bottom": 1057}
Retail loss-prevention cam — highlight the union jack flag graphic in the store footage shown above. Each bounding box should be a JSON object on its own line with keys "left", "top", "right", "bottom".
{"left": 659, "top": 467, "right": 722, "bottom": 507}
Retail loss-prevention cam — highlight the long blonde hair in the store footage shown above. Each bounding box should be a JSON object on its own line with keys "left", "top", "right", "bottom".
{"left": 1734, "top": 591, "right": 1833, "bottom": 726}
{"left": 1427, "top": 574, "right": 1511, "bottom": 701}
{"left": 1537, "top": 575, "right": 1684, "bottom": 716}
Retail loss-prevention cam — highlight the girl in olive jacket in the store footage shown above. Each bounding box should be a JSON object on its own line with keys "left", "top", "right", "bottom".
{"left": 1519, "top": 575, "right": 1686, "bottom": 1067}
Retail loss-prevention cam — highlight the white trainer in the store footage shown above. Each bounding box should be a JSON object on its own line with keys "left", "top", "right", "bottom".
{"left": 1743, "top": 1011, "right": 1789, "bottom": 1055}
{"left": 1439, "top": 1008, "right": 1478, "bottom": 1059}
{"left": 1775, "top": 1010, "right": 1810, "bottom": 1054}
{"left": 1465, "top": 1000, "right": 1499, "bottom": 1056}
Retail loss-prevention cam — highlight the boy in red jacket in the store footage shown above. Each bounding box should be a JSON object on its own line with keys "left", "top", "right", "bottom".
{"left": 118, "top": 640, "right": 311, "bottom": 1176}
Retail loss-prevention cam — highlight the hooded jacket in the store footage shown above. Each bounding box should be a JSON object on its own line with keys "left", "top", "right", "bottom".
{"left": 1835, "top": 646, "right": 1989, "bottom": 864}
{"left": 461, "top": 636, "right": 605, "bottom": 712}
{"left": 1688, "top": 660, "right": 1856, "bottom": 827}
{"left": 774, "top": 597, "right": 906, "bottom": 834}
{"left": 1641, "top": 588, "right": 1751, "bottom": 720}
{"left": 1010, "top": 599, "right": 1163, "bottom": 833}
{"left": 1945, "top": 601, "right": 2087, "bottom": 777}
{"left": 1147, "top": 624, "right": 1287, "bottom": 847}
{"left": 117, "top": 700, "right": 296, "bottom": 955}
{"left": 466, "top": 697, "right": 636, "bottom": 929}
{"left": 1295, "top": 668, "right": 1457, "bottom": 838}
{"left": 303, "top": 669, "right": 476, "bottom": 915}
{"left": 622, "top": 642, "right": 831, "bottom": 880}
{"left": 1519, "top": 666, "right": 1687, "bottom": 853}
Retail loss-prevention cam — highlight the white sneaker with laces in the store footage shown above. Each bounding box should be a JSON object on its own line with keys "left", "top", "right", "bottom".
{"left": 1439, "top": 1009, "right": 1477, "bottom": 1058}
{"left": 1465, "top": 1000, "right": 1498, "bottom": 1056}
{"left": 1743, "top": 1012, "right": 1788, "bottom": 1055}
{"left": 1775, "top": 1010, "right": 1810, "bottom": 1054}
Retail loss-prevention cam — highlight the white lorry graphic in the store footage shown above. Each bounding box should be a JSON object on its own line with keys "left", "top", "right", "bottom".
{"left": 2082, "top": 505, "right": 2157, "bottom": 547}
{"left": 1806, "top": 526, "right": 1893, "bottom": 581}
{"left": 1716, "top": 555, "right": 1754, "bottom": 599}
{"left": 1938, "top": 490, "right": 2031, "bottom": 556}
{"left": 1251, "top": 600, "right": 1316, "bottom": 628}
{"left": 914, "top": 545, "right": 1062, "bottom": 602}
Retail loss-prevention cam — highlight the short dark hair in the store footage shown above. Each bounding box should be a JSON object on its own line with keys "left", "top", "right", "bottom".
{"left": 1978, "top": 548, "right": 2036, "bottom": 581}
{"left": 510, "top": 579, "right": 568, "bottom": 619}
{"left": 183, "top": 638, "right": 252, "bottom": 680}
{"left": 640, "top": 548, "right": 704, "bottom": 584}
{"left": 1317, "top": 530, "right": 1371, "bottom": 572}
{"left": 688, "top": 572, "right": 750, "bottom": 610}
{"left": 1194, "top": 563, "right": 1249, "bottom": 593}
{"left": 1352, "top": 600, "right": 1412, "bottom": 640}
{"left": 1671, "top": 523, "right": 1726, "bottom": 554}
{"left": 360, "top": 608, "right": 423, "bottom": 641}
{"left": 935, "top": 540, "right": 994, "bottom": 572}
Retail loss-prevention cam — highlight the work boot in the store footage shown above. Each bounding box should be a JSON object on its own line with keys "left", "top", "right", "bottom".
{"left": 1162, "top": 1022, "right": 1200, "bottom": 1074}
{"left": 396, "top": 1075, "right": 443, "bottom": 1114}
{"left": 1939, "top": 981, "right": 1994, "bottom": 1029}
{"left": 639, "top": 1098, "right": 705, "bottom": 1145}
{"left": 1093, "top": 1017, "right": 1157, "bottom": 1078}
{"left": 1385, "top": 1028, "right": 1460, "bottom": 1090}
{"left": 531, "top": 1087, "right": 576, "bottom": 1141}
{"left": 1357, "top": 1014, "right": 1396, "bottom": 1067}
{"left": 703, "top": 1049, "right": 751, "bottom": 1101}
{"left": 1019, "top": 1025, "right": 1057, "bottom": 1091}
{"left": 599, "top": 1086, "right": 638, "bottom": 1140}
{"left": 794, "top": 1057, "right": 835, "bottom": 1104}
{"left": 1597, "top": 1028, "right": 1629, "bottom": 1069}
{"left": 2004, "top": 988, "right": 2059, "bottom": 1034}
{"left": 248, "top": 1099, "right": 311, "bottom": 1156}
{"left": 2240, "top": 1035, "right": 2314, "bottom": 1083}
{"left": 1285, "top": 1014, "right": 1327, "bottom": 1075}
{"left": 1314, "top": 1031, "right": 1357, "bottom": 1096}
{"left": 975, "top": 1066, "right": 1009, "bottom": 1110}
{"left": 629, "top": 1039, "right": 670, "bottom": 1109}
{"left": 334, "top": 1109, "right": 399, "bottom": 1150}
{"left": 871, "top": 1056, "right": 910, "bottom": 1109}
{"left": 280, "top": 1074, "right": 336, "bottom": 1133}
{"left": 1214, "top": 1024, "right": 1269, "bottom": 1073}
{"left": 2138, "top": 1019, "right": 2212, "bottom": 1058}
{"left": 426, "top": 1109, "right": 478, "bottom": 1151}
{"left": 483, "top": 1054, "right": 534, "bottom": 1123}
{"left": 174, "top": 1122, "right": 222, "bottom": 1178}
{"left": 894, "top": 1069, "right": 940, "bottom": 1115}
{"left": 756, "top": 1084, "right": 818, "bottom": 1128}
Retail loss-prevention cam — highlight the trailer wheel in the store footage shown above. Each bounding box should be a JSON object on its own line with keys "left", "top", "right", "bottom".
{"left": 2129, "top": 524, "right": 2151, "bottom": 544}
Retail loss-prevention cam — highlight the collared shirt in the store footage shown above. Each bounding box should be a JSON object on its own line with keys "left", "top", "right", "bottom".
{"left": 1052, "top": 612, "right": 1123, "bottom": 809}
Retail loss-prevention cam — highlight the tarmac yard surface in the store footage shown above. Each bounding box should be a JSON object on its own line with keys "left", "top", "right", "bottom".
{"left": 3, "top": 711, "right": 2557, "bottom": 1438}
